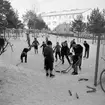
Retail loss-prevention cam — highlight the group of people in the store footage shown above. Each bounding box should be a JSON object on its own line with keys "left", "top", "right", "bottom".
{"left": 41, "top": 39, "right": 90, "bottom": 76}
{"left": 21, "top": 36, "right": 90, "bottom": 77}
{"left": 43, "top": 39, "right": 82, "bottom": 76}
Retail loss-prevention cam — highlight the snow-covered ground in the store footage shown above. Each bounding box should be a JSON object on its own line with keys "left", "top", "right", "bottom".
{"left": 0, "top": 34, "right": 105, "bottom": 105}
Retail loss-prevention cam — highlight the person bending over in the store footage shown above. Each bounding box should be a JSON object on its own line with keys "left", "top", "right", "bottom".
{"left": 40, "top": 41, "right": 47, "bottom": 55}
{"left": 61, "top": 41, "right": 71, "bottom": 65}
{"left": 20, "top": 47, "right": 31, "bottom": 63}
{"left": 72, "top": 43, "right": 83, "bottom": 70}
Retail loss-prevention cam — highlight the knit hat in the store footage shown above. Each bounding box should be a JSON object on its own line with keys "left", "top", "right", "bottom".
{"left": 47, "top": 41, "right": 52, "bottom": 45}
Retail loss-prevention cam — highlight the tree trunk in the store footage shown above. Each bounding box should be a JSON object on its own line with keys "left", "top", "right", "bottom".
{"left": 104, "top": 34, "right": 105, "bottom": 44}
{"left": 101, "top": 35, "right": 104, "bottom": 44}
{"left": 94, "top": 34, "right": 101, "bottom": 86}
{"left": 92, "top": 34, "right": 95, "bottom": 44}
{"left": 95, "top": 35, "right": 97, "bottom": 43}
{"left": 3, "top": 29, "right": 6, "bottom": 39}
{"left": 77, "top": 32, "right": 79, "bottom": 42}
{"left": 8, "top": 31, "right": 9, "bottom": 38}
{"left": 15, "top": 29, "right": 17, "bottom": 38}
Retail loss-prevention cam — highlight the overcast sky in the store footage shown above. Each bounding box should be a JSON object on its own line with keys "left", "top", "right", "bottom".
{"left": 10, "top": 0, "right": 105, "bottom": 20}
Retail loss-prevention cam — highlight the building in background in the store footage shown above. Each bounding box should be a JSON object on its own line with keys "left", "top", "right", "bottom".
{"left": 40, "top": 8, "right": 92, "bottom": 33}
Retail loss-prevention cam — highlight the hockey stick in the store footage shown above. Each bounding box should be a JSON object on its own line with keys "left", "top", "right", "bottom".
{"left": 16, "top": 62, "right": 22, "bottom": 66}
{"left": 76, "top": 93, "right": 79, "bottom": 99}
{"left": 54, "top": 52, "right": 82, "bottom": 74}
{"left": 55, "top": 60, "right": 62, "bottom": 67}
{"left": 101, "top": 57, "right": 105, "bottom": 61}
{"left": 54, "top": 54, "right": 73, "bottom": 73}
{"left": 68, "top": 90, "right": 72, "bottom": 96}
{"left": 78, "top": 78, "right": 88, "bottom": 81}
{"left": 61, "top": 54, "right": 82, "bottom": 73}
{"left": 61, "top": 65, "right": 72, "bottom": 73}
{"left": 9, "top": 42, "right": 13, "bottom": 52}
{"left": 86, "top": 86, "right": 96, "bottom": 93}
{"left": 54, "top": 64, "right": 72, "bottom": 73}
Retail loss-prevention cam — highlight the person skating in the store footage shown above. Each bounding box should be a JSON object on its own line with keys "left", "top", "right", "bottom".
{"left": 32, "top": 38, "right": 39, "bottom": 54}
{"left": 46, "top": 37, "right": 48, "bottom": 44}
{"left": 53, "top": 42, "right": 61, "bottom": 62}
{"left": 61, "top": 41, "right": 71, "bottom": 65}
{"left": 40, "top": 41, "right": 47, "bottom": 55}
{"left": 26, "top": 33, "right": 31, "bottom": 47}
{"left": 72, "top": 43, "right": 83, "bottom": 71}
{"left": 20, "top": 46, "right": 31, "bottom": 63}
{"left": 83, "top": 41, "right": 90, "bottom": 58}
{"left": 70, "top": 39, "right": 76, "bottom": 50}
{"left": 44, "top": 41, "right": 55, "bottom": 77}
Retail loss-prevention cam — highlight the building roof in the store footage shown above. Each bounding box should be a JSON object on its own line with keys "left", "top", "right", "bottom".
{"left": 41, "top": 8, "right": 92, "bottom": 17}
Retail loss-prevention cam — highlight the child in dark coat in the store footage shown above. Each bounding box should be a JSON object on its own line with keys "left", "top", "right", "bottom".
{"left": 72, "top": 43, "right": 83, "bottom": 71}
{"left": 83, "top": 41, "right": 90, "bottom": 58}
{"left": 32, "top": 38, "right": 39, "bottom": 54}
{"left": 53, "top": 42, "right": 61, "bottom": 61}
{"left": 40, "top": 41, "right": 46, "bottom": 55}
{"left": 61, "top": 41, "right": 71, "bottom": 65}
{"left": 44, "top": 41, "right": 55, "bottom": 77}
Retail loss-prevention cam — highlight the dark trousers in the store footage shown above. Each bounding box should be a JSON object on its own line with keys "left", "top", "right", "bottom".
{"left": 0, "top": 46, "right": 2, "bottom": 52}
{"left": 84, "top": 49, "right": 89, "bottom": 58}
{"left": 42, "top": 48, "right": 45, "bottom": 55}
{"left": 73, "top": 65, "right": 78, "bottom": 73}
{"left": 78, "top": 54, "right": 82, "bottom": 69}
{"left": 55, "top": 51, "right": 61, "bottom": 61}
{"left": 44, "top": 58, "right": 46, "bottom": 68}
{"left": 34, "top": 46, "right": 38, "bottom": 54}
{"left": 61, "top": 54, "right": 71, "bottom": 64}
{"left": 72, "top": 55, "right": 79, "bottom": 73}
{"left": 20, "top": 53, "right": 27, "bottom": 63}
{"left": 45, "top": 58, "right": 53, "bottom": 71}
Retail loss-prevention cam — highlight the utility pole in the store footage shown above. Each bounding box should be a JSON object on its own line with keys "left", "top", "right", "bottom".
{"left": 94, "top": 34, "right": 101, "bottom": 86}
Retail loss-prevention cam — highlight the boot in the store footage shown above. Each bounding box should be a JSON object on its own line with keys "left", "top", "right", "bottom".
{"left": 46, "top": 71, "right": 49, "bottom": 77}
{"left": 50, "top": 71, "right": 55, "bottom": 77}
{"left": 72, "top": 71, "right": 78, "bottom": 75}
{"left": 46, "top": 72, "right": 49, "bottom": 77}
{"left": 50, "top": 73, "right": 55, "bottom": 77}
